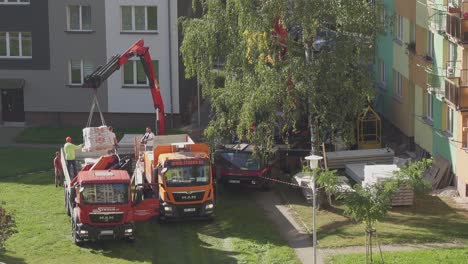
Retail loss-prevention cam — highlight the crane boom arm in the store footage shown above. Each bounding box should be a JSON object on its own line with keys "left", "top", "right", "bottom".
{"left": 83, "top": 39, "right": 165, "bottom": 135}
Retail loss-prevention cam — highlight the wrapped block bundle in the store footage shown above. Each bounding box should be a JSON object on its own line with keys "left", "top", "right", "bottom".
{"left": 82, "top": 126, "right": 114, "bottom": 152}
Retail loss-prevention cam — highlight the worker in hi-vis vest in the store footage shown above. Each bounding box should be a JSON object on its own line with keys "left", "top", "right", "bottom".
{"left": 64, "top": 137, "right": 83, "bottom": 179}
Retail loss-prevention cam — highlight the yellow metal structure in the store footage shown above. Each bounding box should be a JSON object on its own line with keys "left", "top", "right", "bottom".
{"left": 357, "top": 106, "right": 382, "bottom": 150}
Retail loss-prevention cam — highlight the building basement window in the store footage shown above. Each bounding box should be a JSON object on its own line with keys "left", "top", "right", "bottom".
{"left": 0, "top": 32, "right": 32, "bottom": 58}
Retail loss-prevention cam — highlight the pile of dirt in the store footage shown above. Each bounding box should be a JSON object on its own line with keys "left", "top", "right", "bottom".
{"left": 430, "top": 186, "right": 459, "bottom": 197}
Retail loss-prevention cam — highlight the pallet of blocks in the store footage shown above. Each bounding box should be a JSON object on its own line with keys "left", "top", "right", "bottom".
{"left": 326, "top": 148, "right": 394, "bottom": 169}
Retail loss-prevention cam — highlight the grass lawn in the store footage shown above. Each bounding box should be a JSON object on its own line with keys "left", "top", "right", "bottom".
{"left": 15, "top": 127, "right": 187, "bottom": 144}
{"left": 328, "top": 247, "right": 468, "bottom": 264}
{"left": 0, "top": 147, "right": 300, "bottom": 264}
{"left": 275, "top": 183, "right": 468, "bottom": 248}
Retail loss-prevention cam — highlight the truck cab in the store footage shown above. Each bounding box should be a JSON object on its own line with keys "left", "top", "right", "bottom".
{"left": 214, "top": 144, "right": 276, "bottom": 190}
{"left": 139, "top": 136, "right": 216, "bottom": 220}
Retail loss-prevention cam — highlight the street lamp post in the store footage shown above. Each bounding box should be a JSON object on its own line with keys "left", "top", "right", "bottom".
{"left": 305, "top": 154, "right": 323, "bottom": 264}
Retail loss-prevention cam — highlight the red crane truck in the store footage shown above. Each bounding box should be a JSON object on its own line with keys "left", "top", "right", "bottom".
{"left": 214, "top": 144, "right": 277, "bottom": 190}
{"left": 62, "top": 150, "right": 159, "bottom": 245}
{"left": 62, "top": 39, "right": 165, "bottom": 245}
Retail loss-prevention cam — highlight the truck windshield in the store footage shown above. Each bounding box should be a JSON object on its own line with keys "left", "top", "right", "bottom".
{"left": 219, "top": 152, "right": 261, "bottom": 171}
{"left": 164, "top": 163, "right": 211, "bottom": 187}
{"left": 81, "top": 183, "right": 129, "bottom": 204}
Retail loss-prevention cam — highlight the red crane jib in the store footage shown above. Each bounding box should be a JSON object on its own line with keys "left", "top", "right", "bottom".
{"left": 83, "top": 39, "right": 165, "bottom": 135}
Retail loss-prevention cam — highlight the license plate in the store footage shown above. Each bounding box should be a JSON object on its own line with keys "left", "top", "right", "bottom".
{"left": 229, "top": 180, "right": 240, "bottom": 183}
{"left": 100, "top": 230, "right": 113, "bottom": 235}
{"left": 184, "top": 208, "right": 196, "bottom": 212}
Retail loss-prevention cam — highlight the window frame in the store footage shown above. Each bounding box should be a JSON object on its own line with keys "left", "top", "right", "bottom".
{"left": 122, "top": 59, "right": 159, "bottom": 87}
{"left": 396, "top": 14, "right": 403, "bottom": 42}
{"left": 0, "top": 0, "right": 30, "bottom": 5}
{"left": 0, "top": 32, "right": 32, "bottom": 58}
{"left": 446, "top": 106, "right": 454, "bottom": 135}
{"left": 120, "top": 5, "right": 158, "bottom": 32}
{"left": 395, "top": 72, "right": 402, "bottom": 97}
{"left": 379, "top": 59, "right": 386, "bottom": 89}
{"left": 427, "top": 31, "right": 434, "bottom": 59}
{"left": 426, "top": 92, "right": 434, "bottom": 121}
{"left": 67, "top": 5, "right": 92, "bottom": 32}
{"left": 68, "top": 59, "right": 93, "bottom": 85}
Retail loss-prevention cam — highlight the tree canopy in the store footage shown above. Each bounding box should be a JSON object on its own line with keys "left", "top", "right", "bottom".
{"left": 181, "top": 0, "right": 384, "bottom": 153}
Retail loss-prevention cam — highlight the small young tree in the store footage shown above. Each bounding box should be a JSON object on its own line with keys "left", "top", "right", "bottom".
{"left": 344, "top": 181, "right": 397, "bottom": 263}
{"left": 344, "top": 158, "right": 433, "bottom": 263}
{"left": 0, "top": 202, "right": 17, "bottom": 251}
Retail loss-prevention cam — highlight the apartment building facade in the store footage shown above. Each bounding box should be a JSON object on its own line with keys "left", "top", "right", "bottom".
{"left": 376, "top": 0, "right": 468, "bottom": 197}
{"left": 0, "top": 0, "right": 195, "bottom": 128}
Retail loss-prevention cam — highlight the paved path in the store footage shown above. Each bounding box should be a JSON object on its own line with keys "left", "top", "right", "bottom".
{"left": 254, "top": 191, "right": 465, "bottom": 264}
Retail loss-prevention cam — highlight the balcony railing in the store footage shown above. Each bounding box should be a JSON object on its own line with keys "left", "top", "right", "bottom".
{"left": 428, "top": 3, "right": 447, "bottom": 33}
{"left": 446, "top": 61, "right": 462, "bottom": 79}
{"left": 445, "top": 77, "right": 468, "bottom": 109}
{"left": 445, "top": 0, "right": 468, "bottom": 43}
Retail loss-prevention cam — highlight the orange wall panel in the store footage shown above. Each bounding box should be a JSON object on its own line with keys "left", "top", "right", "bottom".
{"left": 395, "top": 0, "right": 416, "bottom": 22}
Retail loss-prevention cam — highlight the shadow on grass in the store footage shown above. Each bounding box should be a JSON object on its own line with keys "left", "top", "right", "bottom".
{"left": 83, "top": 221, "right": 239, "bottom": 264}
{"left": 60, "top": 186, "right": 296, "bottom": 263}
{"left": 0, "top": 252, "right": 26, "bottom": 264}
{"left": 0, "top": 171, "right": 55, "bottom": 186}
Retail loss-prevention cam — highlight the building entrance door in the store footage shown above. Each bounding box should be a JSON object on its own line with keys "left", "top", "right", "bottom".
{"left": 1, "top": 89, "right": 25, "bottom": 122}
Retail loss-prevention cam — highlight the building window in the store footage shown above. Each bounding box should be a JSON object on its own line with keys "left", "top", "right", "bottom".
{"left": 69, "top": 59, "right": 94, "bottom": 85}
{"left": 0, "top": 32, "right": 32, "bottom": 58}
{"left": 67, "top": 5, "right": 91, "bottom": 31}
{"left": 446, "top": 106, "right": 454, "bottom": 135}
{"left": 395, "top": 71, "right": 402, "bottom": 97}
{"left": 122, "top": 60, "right": 159, "bottom": 86}
{"left": 395, "top": 14, "right": 403, "bottom": 42}
{"left": 426, "top": 92, "right": 434, "bottom": 121}
{"left": 121, "top": 6, "right": 158, "bottom": 32}
{"left": 447, "top": 42, "right": 456, "bottom": 70}
{"left": 0, "top": 0, "right": 30, "bottom": 5}
{"left": 427, "top": 31, "right": 434, "bottom": 59}
{"left": 379, "top": 59, "right": 386, "bottom": 88}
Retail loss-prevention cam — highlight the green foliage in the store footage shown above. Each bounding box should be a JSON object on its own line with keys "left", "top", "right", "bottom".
{"left": 344, "top": 181, "right": 397, "bottom": 229}
{"left": 395, "top": 158, "right": 433, "bottom": 195}
{"left": 0, "top": 202, "right": 17, "bottom": 250}
{"left": 181, "top": 0, "right": 385, "bottom": 155}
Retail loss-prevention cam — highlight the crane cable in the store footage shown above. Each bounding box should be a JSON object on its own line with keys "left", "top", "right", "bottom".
{"left": 86, "top": 89, "right": 106, "bottom": 128}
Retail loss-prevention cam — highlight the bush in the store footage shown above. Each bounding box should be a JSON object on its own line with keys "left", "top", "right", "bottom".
{"left": 0, "top": 202, "right": 17, "bottom": 250}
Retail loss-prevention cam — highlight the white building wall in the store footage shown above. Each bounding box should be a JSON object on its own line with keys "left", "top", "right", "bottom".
{"left": 104, "top": 0, "right": 179, "bottom": 114}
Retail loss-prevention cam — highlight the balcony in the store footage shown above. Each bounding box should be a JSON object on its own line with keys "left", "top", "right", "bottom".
{"left": 444, "top": 70, "right": 468, "bottom": 109}
{"left": 428, "top": 2, "right": 447, "bottom": 33}
{"left": 445, "top": 1, "right": 468, "bottom": 43}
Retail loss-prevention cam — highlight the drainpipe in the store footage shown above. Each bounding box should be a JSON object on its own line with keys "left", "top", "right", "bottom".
{"left": 167, "top": 0, "right": 174, "bottom": 128}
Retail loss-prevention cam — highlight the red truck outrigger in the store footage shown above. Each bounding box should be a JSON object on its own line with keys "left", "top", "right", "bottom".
{"left": 83, "top": 39, "right": 165, "bottom": 135}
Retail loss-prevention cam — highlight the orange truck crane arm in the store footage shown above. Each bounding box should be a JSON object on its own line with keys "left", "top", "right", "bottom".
{"left": 83, "top": 39, "right": 165, "bottom": 135}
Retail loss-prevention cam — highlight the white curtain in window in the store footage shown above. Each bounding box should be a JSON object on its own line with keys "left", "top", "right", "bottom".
{"left": 121, "top": 6, "right": 132, "bottom": 31}
{"left": 135, "top": 6, "right": 145, "bottom": 30}
{"left": 21, "top": 32, "right": 31, "bottom": 56}
{"left": 82, "top": 6, "right": 91, "bottom": 30}
{"left": 69, "top": 6, "right": 80, "bottom": 30}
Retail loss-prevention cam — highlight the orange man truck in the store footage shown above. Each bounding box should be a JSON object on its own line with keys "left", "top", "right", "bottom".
{"left": 135, "top": 134, "right": 216, "bottom": 221}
